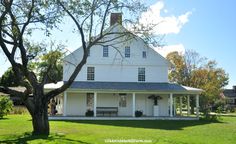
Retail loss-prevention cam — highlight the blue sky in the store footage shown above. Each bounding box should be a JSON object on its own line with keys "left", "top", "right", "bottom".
{"left": 146, "top": 0, "right": 236, "bottom": 88}
{"left": 0, "top": 0, "right": 235, "bottom": 88}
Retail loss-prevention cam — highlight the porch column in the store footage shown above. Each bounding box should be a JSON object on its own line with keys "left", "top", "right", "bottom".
{"left": 94, "top": 92, "right": 97, "bottom": 117}
{"left": 173, "top": 97, "right": 176, "bottom": 116}
{"left": 63, "top": 91, "right": 67, "bottom": 116}
{"left": 132, "top": 93, "right": 136, "bottom": 117}
{"left": 196, "top": 94, "right": 199, "bottom": 118}
{"left": 187, "top": 95, "right": 190, "bottom": 116}
{"left": 180, "top": 96, "right": 183, "bottom": 116}
{"left": 170, "top": 93, "right": 173, "bottom": 117}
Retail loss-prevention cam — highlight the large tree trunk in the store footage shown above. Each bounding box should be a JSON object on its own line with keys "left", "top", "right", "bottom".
{"left": 31, "top": 104, "right": 49, "bottom": 135}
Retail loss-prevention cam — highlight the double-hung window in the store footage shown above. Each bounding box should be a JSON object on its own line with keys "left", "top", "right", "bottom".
{"left": 138, "top": 68, "right": 145, "bottom": 82}
{"left": 125, "top": 46, "right": 130, "bottom": 58}
{"left": 142, "top": 51, "right": 146, "bottom": 58}
{"left": 87, "top": 67, "right": 95, "bottom": 80}
{"left": 119, "top": 93, "right": 127, "bottom": 107}
{"left": 103, "top": 46, "right": 109, "bottom": 57}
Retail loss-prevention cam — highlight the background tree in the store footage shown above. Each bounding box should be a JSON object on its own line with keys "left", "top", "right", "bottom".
{"left": 167, "top": 50, "right": 228, "bottom": 113}
{"left": 0, "top": 95, "right": 13, "bottom": 118}
{"left": 0, "top": 67, "right": 21, "bottom": 87}
{"left": 0, "top": 0, "right": 152, "bottom": 135}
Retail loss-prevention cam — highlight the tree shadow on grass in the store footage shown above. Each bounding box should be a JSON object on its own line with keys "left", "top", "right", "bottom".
{"left": 0, "top": 117, "right": 9, "bottom": 120}
{"left": 0, "top": 132, "right": 91, "bottom": 144}
{"left": 52, "top": 118, "right": 224, "bottom": 131}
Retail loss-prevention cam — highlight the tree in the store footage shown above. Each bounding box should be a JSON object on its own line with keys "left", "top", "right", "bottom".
{"left": 0, "top": 95, "right": 13, "bottom": 118}
{"left": 167, "top": 50, "right": 228, "bottom": 113}
{"left": 0, "top": 46, "right": 64, "bottom": 86}
{"left": 0, "top": 0, "right": 151, "bottom": 135}
{"left": 0, "top": 67, "right": 21, "bottom": 87}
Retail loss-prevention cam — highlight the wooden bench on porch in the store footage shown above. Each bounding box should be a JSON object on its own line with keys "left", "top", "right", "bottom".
{"left": 96, "top": 107, "right": 118, "bottom": 116}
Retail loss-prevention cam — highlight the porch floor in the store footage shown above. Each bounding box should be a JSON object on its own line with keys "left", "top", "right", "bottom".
{"left": 49, "top": 116, "right": 199, "bottom": 120}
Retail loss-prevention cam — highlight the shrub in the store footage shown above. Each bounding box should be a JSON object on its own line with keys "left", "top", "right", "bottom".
{"left": 135, "top": 110, "right": 143, "bottom": 117}
{"left": 0, "top": 96, "right": 13, "bottom": 118}
{"left": 202, "top": 107, "right": 220, "bottom": 121}
{"left": 85, "top": 110, "right": 94, "bottom": 117}
{"left": 11, "top": 106, "right": 28, "bottom": 115}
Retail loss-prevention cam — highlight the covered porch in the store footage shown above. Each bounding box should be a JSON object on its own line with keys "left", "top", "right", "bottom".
{"left": 45, "top": 81, "right": 202, "bottom": 120}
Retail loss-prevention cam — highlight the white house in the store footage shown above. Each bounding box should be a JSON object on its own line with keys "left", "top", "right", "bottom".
{"left": 45, "top": 13, "right": 202, "bottom": 119}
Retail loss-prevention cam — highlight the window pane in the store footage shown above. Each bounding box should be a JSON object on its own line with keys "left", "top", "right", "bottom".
{"left": 87, "top": 93, "right": 94, "bottom": 108}
{"left": 87, "top": 67, "right": 95, "bottom": 80}
{"left": 138, "top": 68, "right": 145, "bottom": 81}
{"left": 142, "top": 51, "right": 146, "bottom": 58}
{"left": 103, "top": 46, "right": 108, "bottom": 57}
{"left": 119, "top": 94, "right": 127, "bottom": 107}
{"left": 125, "top": 46, "right": 130, "bottom": 58}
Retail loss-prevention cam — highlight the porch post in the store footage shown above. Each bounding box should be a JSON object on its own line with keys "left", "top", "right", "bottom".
{"left": 196, "top": 94, "right": 199, "bottom": 118}
{"left": 187, "top": 95, "right": 190, "bottom": 116}
{"left": 132, "top": 93, "right": 136, "bottom": 117}
{"left": 173, "top": 97, "right": 176, "bottom": 116}
{"left": 180, "top": 96, "right": 183, "bottom": 116}
{"left": 63, "top": 91, "right": 67, "bottom": 116}
{"left": 170, "top": 93, "right": 173, "bottom": 117}
{"left": 94, "top": 92, "right": 97, "bottom": 117}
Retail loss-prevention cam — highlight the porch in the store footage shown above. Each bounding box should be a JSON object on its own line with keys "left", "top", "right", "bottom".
{"left": 45, "top": 81, "right": 202, "bottom": 119}
{"left": 49, "top": 116, "right": 199, "bottom": 120}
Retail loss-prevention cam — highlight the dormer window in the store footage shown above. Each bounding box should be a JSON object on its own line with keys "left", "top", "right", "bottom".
{"left": 125, "top": 46, "right": 130, "bottom": 58}
{"left": 103, "top": 46, "right": 108, "bottom": 57}
{"left": 142, "top": 51, "right": 146, "bottom": 58}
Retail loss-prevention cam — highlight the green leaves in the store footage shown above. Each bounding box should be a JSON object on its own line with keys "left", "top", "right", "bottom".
{"left": 0, "top": 96, "right": 13, "bottom": 118}
{"left": 167, "top": 50, "right": 229, "bottom": 107}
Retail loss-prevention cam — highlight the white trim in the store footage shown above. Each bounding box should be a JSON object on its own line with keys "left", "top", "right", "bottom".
{"left": 187, "top": 95, "right": 190, "bottom": 116}
{"left": 94, "top": 92, "right": 97, "bottom": 117}
{"left": 132, "top": 93, "right": 136, "bottom": 117}
{"left": 180, "top": 96, "right": 183, "bottom": 116}
{"left": 196, "top": 94, "right": 199, "bottom": 118}
{"left": 170, "top": 93, "right": 173, "bottom": 117}
{"left": 49, "top": 116, "right": 199, "bottom": 121}
{"left": 63, "top": 91, "right": 67, "bottom": 116}
{"left": 173, "top": 97, "right": 176, "bottom": 116}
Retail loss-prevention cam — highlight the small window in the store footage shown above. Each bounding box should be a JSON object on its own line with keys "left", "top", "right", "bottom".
{"left": 125, "top": 46, "right": 130, "bottom": 58}
{"left": 138, "top": 68, "right": 145, "bottom": 82}
{"left": 87, "top": 48, "right": 90, "bottom": 56}
{"left": 87, "top": 67, "right": 95, "bottom": 80}
{"left": 103, "top": 46, "right": 108, "bottom": 57}
{"left": 119, "top": 94, "right": 127, "bottom": 107}
{"left": 142, "top": 51, "right": 146, "bottom": 58}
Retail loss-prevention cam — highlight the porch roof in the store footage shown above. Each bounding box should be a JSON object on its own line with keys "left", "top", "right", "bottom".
{"left": 44, "top": 81, "right": 203, "bottom": 94}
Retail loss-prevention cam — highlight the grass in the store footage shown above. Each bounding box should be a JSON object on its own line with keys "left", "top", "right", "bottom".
{"left": 0, "top": 115, "right": 236, "bottom": 144}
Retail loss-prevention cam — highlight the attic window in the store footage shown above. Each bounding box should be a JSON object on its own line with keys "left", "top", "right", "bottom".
{"left": 103, "top": 46, "right": 108, "bottom": 57}
{"left": 142, "top": 51, "right": 146, "bottom": 58}
{"left": 125, "top": 46, "right": 130, "bottom": 58}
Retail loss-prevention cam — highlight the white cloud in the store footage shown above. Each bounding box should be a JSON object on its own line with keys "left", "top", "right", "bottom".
{"left": 154, "top": 44, "right": 185, "bottom": 57}
{"left": 139, "top": 1, "right": 192, "bottom": 35}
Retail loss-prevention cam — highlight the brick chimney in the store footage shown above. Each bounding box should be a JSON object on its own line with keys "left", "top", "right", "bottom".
{"left": 110, "top": 13, "right": 122, "bottom": 26}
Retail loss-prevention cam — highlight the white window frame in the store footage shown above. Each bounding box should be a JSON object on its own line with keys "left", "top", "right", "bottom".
{"left": 103, "top": 46, "right": 109, "bottom": 57}
{"left": 142, "top": 51, "right": 146, "bottom": 58}
{"left": 138, "top": 68, "right": 145, "bottom": 82}
{"left": 125, "top": 46, "right": 130, "bottom": 58}
{"left": 119, "top": 93, "right": 127, "bottom": 107}
{"left": 87, "top": 67, "right": 95, "bottom": 80}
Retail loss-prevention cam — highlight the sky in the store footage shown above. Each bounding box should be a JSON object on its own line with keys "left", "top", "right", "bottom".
{"left": 0, "top": 0, "right": 235, "bottom": 88}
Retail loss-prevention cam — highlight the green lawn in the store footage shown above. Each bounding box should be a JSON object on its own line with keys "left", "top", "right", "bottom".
{"left": 0, "top": 115, "right": 236, "bottom": 144}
